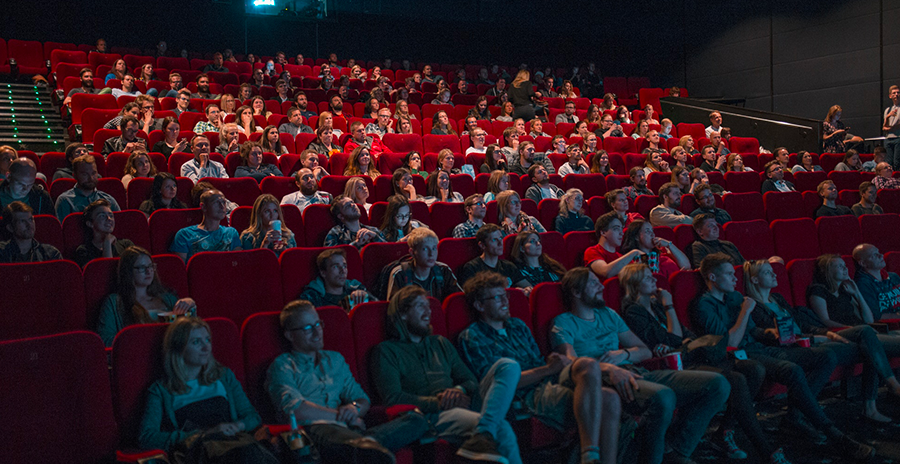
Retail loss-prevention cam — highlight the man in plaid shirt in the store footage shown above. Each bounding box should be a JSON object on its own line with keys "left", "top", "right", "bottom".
{"left": 452, "top": 194, "right": 487, "bottom": 238}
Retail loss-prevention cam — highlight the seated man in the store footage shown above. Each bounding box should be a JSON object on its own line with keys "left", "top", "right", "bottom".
{"left": 872, "top": 162, "right": 900, "bottom": 190}
{"left": 55, "top": 154, "right": 121, "bottom": 222}
{"left": 584, "top": 212, "right": 643, "bottom": 279}
{"left": 851, "top": 181, "right": 883, "bottom": 216}
{"left": 372, "top": 286, "right": 522, "bottom": 464}
{"left": 384, "top": 227, "right": 460, "bottom": 301}
{"left": 63, "top": 67, "right": 99, "bottom": 106}
{"left": 267, "top": 300, "right": 427, "bottom": 464}
{"left": 170, "top": 189, "right": 242, "bottom": 261}
{"left": 594, "top": 114, "right": 624, "bottom": 140}
{"left": 690, "top": 213, "right": 745, "bottom": 268}
{"left": 274, "top": 79, "right": 292, "bottom": 104}
{"left": 278, "top": 107, "right": 314, "bottom": 137}
{"left": 458, "top": 271, "right": 621, "bottom": 464}
{"left": 760, "top": 161, "right": 796, "bottom": 193}
{"left": 452, "top": 194, "right": 487, "bottom": 238}
{"left": 458, "top": 224, "right": 532, "bottom": 291}
{"left": 524, "top": 164, "right": 563, "bottom": 204}
{"left": 299, "top": 248, "right": 372, "bottom": 312}
{"left": 190, "top": 73, "right": 218, "bottom": 99}
{"left": 102, "top": 116, "right": 146, "bottom": 156}
{"left": 705, "top": 111, "right": 722, "bottom": 138}
{"left": 551, "top": 267, "right": 730, "bottom": 464}
{"left": 192, "top": 104, "right": 222, "bottom": 135}
{"left": 202, "top": 53, "right": 228, "bottom": 73}
{"left": 853, "top": 243, "right": 900, "bottom": 320}
{"left": 172, "top": 89, "right": 194, "bottom": 117}
{"left": 773, "top": 147, "right": 790, "bottom": 170}
{"left": 708, "top": 131, "right": 730, "bottom": 156}
{"left": 295, "top": 91, "right": 318, "bottom": 119}
{"left": 0, "top": 158, "right": 53, "bottom": 215}
{"left": 180, "top": 135, "right": 228, "bottom": 182}
{"left": 328, "top": 95, "right": 348, "bottom": 125}
{"left": 324, "top": 195, "right": 385, "bottom": 249}
{"left": 861, "top": 146, "right": 886, "bottom": 172}
{"left": 365, "top": 108, "right": 393, "bottom": 139}
{"left": 159, "top": 72, "right": 183, "bottom": 99}
{"left": 344, "top": 121, "right": 385, "bottom": 159}
{"left": 555, "top": 101, "right": 579, "bottom": 124}
{"left": 485, "top": 78, "right": 506, "bottom": 97}
{"left": 693, "top": 253, "right": 874, "bottom": 461}
{"left": 508, "top": 141, "right": 555, "bottom": 176}
{"left": 0, "top": 202, "right": 61, "bottom": 263}
{"left": 813, "top": 180, "right": 851, "bottom": 219}
{"left": 649, "top": 182, "right": 692, "bottom": 228}
{"left": 74, "top": 199, "right": 134, "bottom": 267}
{"left": 698, "top": 145, "right": 725, "bottom": 172}
{"left": 281, "top": 168, "right": 333, "bottom": 213}
{"left": 688, "top": 184, "right": 731, "bottom": 225}
{"left": 622, "top": 167, "right": 653, "bottom": 202}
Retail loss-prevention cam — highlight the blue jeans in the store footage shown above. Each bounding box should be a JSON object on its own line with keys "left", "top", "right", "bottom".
{"left": 822, "top": 325, "right": 900, "bottom": 400}
{"left": 306, "top": 409, "right": 429, "bottom": 456}
{"left": 429, "top": 358, "right": 522, "bottom": 464}
{"left": 622, "top": 368, "right": 730, "bottom": 464}
{"left": 886, "top": 137, "right": 900, "bottom": 169}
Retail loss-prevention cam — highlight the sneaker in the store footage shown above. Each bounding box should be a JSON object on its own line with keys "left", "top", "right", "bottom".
{"left": 456, "top": 432, "right": 509, "bottom": 463}
{"left": 835, "top": 435, "right": 875, "bottom": 462}
{"left": 717, "top": 429, "right": 747, "bottom": 459}
{"left": 779, "top": 414, "right": 825, "bottom": 444}
{"left": 770, "top": 448, "right": 792, "bottom": 464}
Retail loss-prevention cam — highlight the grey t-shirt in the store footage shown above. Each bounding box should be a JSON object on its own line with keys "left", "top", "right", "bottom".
{"left": 885, "top": 105, "right": 900, "bottom": 138}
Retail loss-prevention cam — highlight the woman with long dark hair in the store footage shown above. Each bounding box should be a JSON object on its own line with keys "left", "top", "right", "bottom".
{"left": 140, "top": 172, "right": 186, "bottom": 215}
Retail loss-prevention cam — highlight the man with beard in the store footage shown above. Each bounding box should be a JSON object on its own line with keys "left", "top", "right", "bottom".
{"left": 280, "top": 168, "right": 332, "bottom": 213}
{"left": 324, "top": 195, "right": 384, "bottom": 249}
{"left": 421, "top": 64, "right": 443, "bottom": 84}
{"left": 649, "top": 182, "right": 692, "bottom": 228}
{"left": 298, "top": 249, "right": 372, "bottom": 310}
{"left": 293, "top": 91, "right": 317, "bottom": 120}
{"left": 508, "top": 141, "right": 555, "bottom": 175}
{"left": 102, "top": 116, "right": 146, "bottom": 155}
{"left": 485, "top": 78, "right": 506, "bottom": 98}
{"left": 328, "top": 95, "right": 349, "bottom": 127}
{"left": 202, "top": 52, "right": 228, "bottom": 73}
{"left": 278, "top": 107, "right": 313, "bottom": 137}
{"left": 813, "top": 180, "right": 851, "bottom": 219}
{"left": 621, "top": 167, "right": 653, "bottom": 202}
{"left": 63, "top": 68, "right": 99, "bottom": 106}
{"left": 55, "top": 154, "right": 121, "bottom": 221}
{"left": 190, "top": 73, "right": 218, "bottom": 99}
{"left": 171, "top": 189, "right": 241, "bottom": 262}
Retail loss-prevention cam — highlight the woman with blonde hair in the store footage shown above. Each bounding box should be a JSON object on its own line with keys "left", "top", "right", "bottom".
{"left": 344, "top": 146, "right": 381, "bottom": 180}
{"left": 240, "top": 193, "right": 295, "bottom": 254}
{"left": 396, "top": 116, "right": 414, "bottom": 135}
{"left": 632, "top": 120, "right": 650, "bottom": 140}
{"left": 725, "top": 154, "right": 753, "bottom": 172}
{"left": 484, "top": 170, "right": 509, "bottom": 202}
{"left": 496, "top": 190, "right": 545, "bottom": 236}
{"left": 215, "top": 123, "right": 242, "bottom": 155}
{"left": 555, "top": 188, "right": 592, "bottom": 234}
{"left": 393, "top": 99, "right": 416, "bottom": 120}
{"left": 218, "top": 93, "right": 237, "bottom": 115}
{"left": 558, "top": 80, "right": 577, "bottom": 99}
{"left": 679, "top": 135, "right": 699, "bottom": 155}
{"left": 642, "top": 151, "right": 670, "bottom": 175}
{"left": 121, "top": 150, "right": 158, "bottom": 188}
{"left": 495, "top": 101, "right": 514, "bottom": 122}
{"left": 508, "top": 69, "right": 536, "bottom": 121}
{"left": 343, "top": 176, "right": 372, "bottom": 212}
{"left": 437, "top": 149, "right": 461, "bottom": 174}
{"left": 316, "top": 110, "right": 343, "bottom": 137}
{"left": 581, "top": 133, "right": 601, "bottom": 157}
{"left": 235, "top": 141, "right": 283, "bottom": 181}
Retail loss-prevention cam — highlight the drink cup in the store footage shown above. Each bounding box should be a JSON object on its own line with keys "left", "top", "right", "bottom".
{"left": 271, "top": 220, "right": 281, "bottom": 232}
{"left": 663, "top": 352, "right": 683, "bottom": 370}
{"left": 796, "top": 337, "right": 811, "bottom": 348}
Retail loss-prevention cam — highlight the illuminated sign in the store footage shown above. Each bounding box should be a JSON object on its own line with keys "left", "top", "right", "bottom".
{"left": 253, "top": 0, "right": 275, "bottom": 5}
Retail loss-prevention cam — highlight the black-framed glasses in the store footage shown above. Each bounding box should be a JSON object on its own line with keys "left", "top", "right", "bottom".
{"left": 288, "top": 320, "right": 323, "bottom": 333}
{"left": 133, "top": 263, "right": 157, "bottom": 274}
{"left": 480, "top": 293, "right": 509, "bottom": 304}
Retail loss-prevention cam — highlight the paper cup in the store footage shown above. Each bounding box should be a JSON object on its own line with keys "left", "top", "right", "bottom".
{"left": 271, "top": 220, "right": 281, "bottom": 232}
{"left": 663, "top": 352, "right": 683, "bottom": 371}
{"left": 796, "top": 337, "right": 811, "bottom": 348}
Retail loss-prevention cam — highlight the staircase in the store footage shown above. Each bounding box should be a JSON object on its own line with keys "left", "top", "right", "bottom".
{"left": 0, "top": 83, "right": 67, "bottom": 153}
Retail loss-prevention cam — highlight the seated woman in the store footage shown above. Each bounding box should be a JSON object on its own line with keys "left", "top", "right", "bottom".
{"left": 495, "top": 101, "right": 514, "bottom": 122}
{"left": 393, "top": 99, "right": 416, "bottom": 120}
{"left": 259, "top": 125, "right": 288, "bottom": 156}
{"left": 424, "top": 169, "right": 464, "bottom": 205}
{"left": 484, "top": 170, "right": 509, "bottom": 202}
{"left": 558, "top": 80, "right": 577, "bottom": 99}
{"left": 642, "top": 151, "right": 670, "bottom": 175}
{"left": 606, "top": 188, "right": 643, "bottom": 226}
{"left": 822, "top": 105, "right": 863, "bottom": 154}
{"left": 239, "top": 194, "right": 296, "bottom": 255}
{"left": 513, "top": 118, "right": 528, "bottom": 137}
{"left": 363, "top": 98, "right": 380, "bottom": 119}
{"left": 306, "top": 126, "right": 340, "bottom": 159}
{"left": 581, "top": 133, "right": 601, "bottom": 157}
{"left": 431, "top": 111, "right": 457, "bottom": 135}
{"left": 152, "top": 118, "right": 189, "bottom": 159}
{"left": 380, "top": 194, "right": 428, "bottom": 242}
{"left": 509, "top": 231, "right": 566, "bottom": 286}
{"left": 470, "top": 96, "right": 491, "bottom": 120}
{"left": 140, "top": 172, "right": 186, "bottom": 215}
{"left": 528, "top": 119, "right": 550, "bottom": 138}
{"left": 431, "top": 89, "right": 452, "bottom": 106}
{"left": 807, "top": 254, "right": 877, "bottom": 328}
{"left": 590, "top": 150, "right": 615, "bottom": 175}
{"left": 343, "top": 176, "right": 372, "bottom": 213}
{"left": 670, "top": 146, "right": 695, "bottom": 170}
{"left": 726, "top": 154, "right": 753, "bottom": 172}
{"left": 235, "top": 105, "right": 262, "bottom": 135}
{"left": 234, "top": 141, "right": 283, "bottom": 181}
{"left": 671, "top": 166, "right": 693, "bottom": 195}
{"left": 317, "top": 111, "right": 343, "bottom": 138}
{"left": 391, "top": 168, "right": 418, "bottom": 201}
{"left": 834, "top": 149, "right": 863, "bottom": 171}
{"left": 631, "top": 120, "right": 650, "bottom": 140}
{"left": 555, "top": 188, "right": 592, "bottom": 234}
{"left": 614, "top": 106, "right": 633, "bottom": 125}
{"left": 75, "top": 199, "right": 134, "bottom": 268}
{"left": 138, "top": 317, "right": 275, "bottom": 462}
{"left": 641, "top": 104, "right": 660, "bottom": 125}
{"left": 218, "top": 93, "right": 236, "bottom": 115}
{"left": 496, "top": 190, "right": 545, "bottom": 236}
{"left": 250, "top": 95, "right": 272, "bottom": 119}
{"left": 585, "top": 105, "right": 602, "bottom": 126}
{"left": 96, "top": 246, "right": 196, "bottom": 347}
{"left": 104, "top": 59, "right": 127, "bottom": 85}
{"left": 120, "top": 150, "right": 156, "bottom": 189}
{"left": 641, "top": 130, "right": 666, "bottom": 155}
{"left": 402, "top": 151, "right": 428, "bottom": 177}
{"left": 343, "top": 146, "right": 381, "bottom": 181}
{"left": 691, "top": 168, "right": 726, "bottom": 195}
{"left": 215, "top": 123, "right": 242, "bottom": 155}
{"left": 570, "top": 121, "right": 591, "bottom": 139}
{"left": 620, "top": 219, "right": 690, "bottom": 279}
{"left": 679, "top": 135, "right": 699, "bottom": 155}
{"left": 791, "top": 151, "right": 824, "bottom": 174}
{"left": 746, "top": 259, "right": 900, "bottom": 424}
{"left": 436, "top": 149, "right": 462, "bottom": 175}
{"left": 395, "top": 116, "right": 414, "bottom": 135}
{"left": 298, "top": 149, "right": 329, "bottom": 180}
{"left": 557, "top": 144, "right": 589, "bottom": 177}
{"left": 481, "top": 144, "right": 507, "bottom": 173}
{"left": 619, "top": 263, "right": 788, "bottom": 464}
{"left": 599, "top": 93, "right": 617, "bottom": 112}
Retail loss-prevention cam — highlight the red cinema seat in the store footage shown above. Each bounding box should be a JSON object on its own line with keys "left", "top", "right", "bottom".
{"left": 429, "top": 202, "right": 467, "bottom": 239}
{"left": 529, "top": 282, "right": 566, "bottom": 355}
{"left": 7, "top": 39, "right": 47, "bottom": 75}
{"left": 827, "top": 171, "right": 862, "bottom": 192}
{"left": 786, "top": 259, "right": 817, "bottom": 310}
{"left": 50, "top": 49, "right": 87, "bottom": 71}
{"left": 860, "top": 214, "right": 900, "bottom": 253}
{"left": 188, "top": 250, "right": 283, "bottom": 326}
{"left": 816, "top": 215, "right": 861, "bottom": 256}
{"left": 437, "top": 237, "right": 481, "bottom": 275}
{"left": 793, "top": 171, "right": 828, "bottom": 193}
{"left": 319, "top": 174, "right": 353, "bottom": 197}
{"left": 451, "top": 173, "right": 476, "bottom": 198}
{"left": 722, "top": 220, "right": 775, "bottom": 261}
{"left": 764, "top": 191, "right": 804, "bottom": 221}
{"left": 724, "top": 171, "right": 761, "bottom": 193}
{"left": 886, "top": 251, "right": 900, "bottom": 274}
{"left": 200, "top": 177, "right": 262, "bottom": 206}
{"left": 878, "top": 188, "right": 900, "bottom": 214}
{"left": 537, "top": 198, "right": 561, "bottom": 231}
{"left": 260, "top": 176, "right": 299, "bottom": 200}
{"left": 675, "top": 123, "right": 705, "bottom": 140}
{"left": 723, "top": 192, "right": 765, "bottom": 222}
{"left": 668, "top": 269, "right": 706, "bottom": 331}
{"left": 97, "top": 177, "right": 128, "bottom": 209}
{"left": 634, "top": 195, "right": 659, "bottom": 219}
{"left": 382, "top": 133, "right": 423, "bottom": 153}
{"left": 32, "top": 215, "right": 64, "bottom": 251}
{"left": 771, "top": 218, "right": 820, "bottom": 262}
{"left": 70, "top": 93, "right": 117, "bottom": 125}
{"left": 126, "top": 177, "right": 154, "bottom": 210}
{"left": 602, "top": 137, "right": 636, "bottom": 154}
{"left": 0, "top": 260, "right": 86, "bottom": 339}
{"left": 423, "top": 134, "right": 462, "bottom": 154}
{"left": 280, "top": 245, "right": 361, "bottom": 304}
{"left": 148, "top": 208, "right": 204, "bottom": 255}
{"left": 564, "top": 230, "right": 596, "bottom": 270}
{"left": 360, "top": 242, "right": 412, "bottom": 291}
{"left": 0, "top": 332, "right": 118, "bottom": 463}
{"left": 728, "top": 137, "right": 760, "bottom": 155}
{"left": 302, "top": 204, "right": 338, "bottom": 247}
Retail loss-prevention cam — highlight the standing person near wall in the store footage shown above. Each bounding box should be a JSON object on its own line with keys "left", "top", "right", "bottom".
{"left": 883, "top": 85, "right": 900, "bottom": 168}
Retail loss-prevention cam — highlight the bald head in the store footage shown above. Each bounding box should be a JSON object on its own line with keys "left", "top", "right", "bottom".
{"left": 853, "top": 243, "right": 885, "bottom": 273}
{"left": 8, "top": 158, "right": 37, "bottom": 179}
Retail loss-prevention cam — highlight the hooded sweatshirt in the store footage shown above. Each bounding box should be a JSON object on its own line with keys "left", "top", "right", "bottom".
{"left": 370, "top": 302, "right": 478, "bottom": 413}
{"left": 0, "top": 180, "right": 54, "bottom": 216}
{"left": 298, "top": 276, "right": 370, "bottom": 311}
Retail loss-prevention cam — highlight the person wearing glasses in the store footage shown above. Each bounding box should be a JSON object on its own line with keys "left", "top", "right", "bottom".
{"left": 172, "top": 89, "right": 194, "bottom": 117}
{"left": 452, "top": 194, "right": 487, "bottom": 238}
{"left": 465, "top": 128, "right": 489, "bottom": 155}
{"left": 159, "top": 72, "right": 183, "bottom": 98}
{"left": 299, "top": 248, "right": 373, "bottom": 311}
{"left": 267, "top": 300, "right": 427, "bottom": 464}
{"left": 365, "top": 108, "right": 394, "bottom": 139}
{"left": 96, "top": 246, "right": 196, "bottom": 347}
{"left": 458, "top": 224, "right": 533, "bottom": 293}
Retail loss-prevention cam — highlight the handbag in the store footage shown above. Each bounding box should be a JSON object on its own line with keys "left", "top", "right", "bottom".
{"left": 682, "top": 334, "right": 728, "bottom": 368}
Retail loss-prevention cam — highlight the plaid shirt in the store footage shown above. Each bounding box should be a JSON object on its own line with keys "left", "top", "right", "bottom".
{"left": 192, "top": 120, "right": 219, "bottom": 134}
{"left": 622, "top": 185, "right": 653, "bottom": 203}
{"left": 457, "top": 318, "right": 544, "bottom": 385}
{"left": 323, "top": 223, "right": 385, "bottom": 249}
{"left": 874, "top": 175, "right": 900, "bottom": 190}
{"left": 452, "top": 219, "right": 483, "bottom": 238}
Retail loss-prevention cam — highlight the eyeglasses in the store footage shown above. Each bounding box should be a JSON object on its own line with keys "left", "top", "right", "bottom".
{"left": 288, "top": 320, "right": 323, "bottom": 333}
{"left": 467, "top": 201, "right": 486, "bottom": 207}
{"left": 396, "top": 213, "right": 411, "bottom": 220}
{"left": 480, "top": 293, "right": 509, "bottom": 304}
{"left": 133, "top": 263, "right": 157, "bottom": 274}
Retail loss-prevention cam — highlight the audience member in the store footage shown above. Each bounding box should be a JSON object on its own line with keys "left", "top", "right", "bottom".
{"left": 813, "top": 180, "right": 851, "bottom": 218}
{"left": 74, "top": 199, "right": 133, "bottom": 267}
{"left": 235, "top": 105, "right": 262, "bottom": 134}
{"left": 63, "top": 68, "right": 99, "bottom": 106}
{"left": 689, "top": 214, "right": 745, "bottom": 268}
{"left": 584, "top": 213, "right": 641, "bottom": 279}
{"left": 383, "top": 228, "right": 461, "bottom": 300}
{"left": 103, "top": 115, "right": 146, "bottom": 155}
{"left": 852, "top": 243, "right": 900, "bottom": 320}
{"left": 851, "top": 181, "right": 883, "bottom": 216}
{"left": 705, "top": 111, "right": 722, "bottom": 138}
{"left": 671, "top": 166, "right": 693, "bottom": 195}
{"left": 299, "top": 248, "right": 371, "bottom": 311}
{"left": 458, "top": 224, "right": 532, "bottom": 291}
{"left": 688, "top": 184, "right": 732, "bottom": 224}
{"left": 642, "top": 151, "right": 670, "bottom": 175}
{"left": 307, "top": 126, "right": 340, "bottom": 158}
{"left": 190, "top": 74, "right": 218, "bottom": 99}
{"left": 171, "top": 90, "right": 194, "bottom": 117}
{"left": 171, "top": 189, "right": 242, "bottom": 261}
{"left": 235, "top": 141, "right": 283, "bottom": 181}
{"left": 861, "top": 147, "right": 886, "bottom": 172}
{"left": 649, "top": 182, "right": 692, "bottom": 228}
{"left": 0, "top": 202, "right": 61, "bottom": 263}
{"left": 606, "top": 188, "right": 642, "bottom": 227}
{"left": 791, "top": 151, "right": 823, "bottom": 174}
{"left": 496, "top": 190, "right": 545, "bottom": 236}
{"left": 180, "top": 135, "right": 228, "bottom": 182}
{"left": 139, "top": 172, "right": 186, "bottom": 215}
{"left": 278, "top": 107, "right": 313, "bottom": 137}
{"left": 55, "top": 155, "right": 121, "bottom": 221}
{"left": 524, "top": 164, "right": 563, "bottom": 204}
{"left": 555, "top": 188, "right": 593, "bottom": 234}
{"left": 379, "top": 195, "right": 427, "bottom": 242}
{"left": 259, "top": 125, "right": 288, "bottom": 156}
{"left": 121, "top": 151, "right": 157, "bottom": 188}
{"left": 822, "top": 105, "right": 850, "bottom": 154}
{"left": 345, "top": 122, "right": 386, "bottom": 160}
{"left": 425, "top": 169, "right": 464, "bottom": 205}
{"left": 483, "top": 170, "right": 509, "bottom": 202}
{"left": 622, "top": 167, "right": 652, "bottom": 202}
{"left": 192, "top": 104, "right": 222, "bottom": 134}
{"left": 239, "top": 194, "right": 295, "bottom": 254}
{"left": 481, "top": 145, "right": 507, "bottom": 174}
{"left": 390, "top": 168, "right": 419, "bottom": 201}
{"left": 761, "top": 161, "right": 796, "bottom": 193}
{"left": 835, "top": 150, "right": 863, "bottom": 171}
{"left": 621, "top": 219, "right": 690, "bottom": 279}
{"left": 0, "top": 158, "right": 53, "bottom": 215}
{"left": 557, "top": 144, "right": 589, "bottom": 177}
{"left": 679, "top": 135, "right": 699, "bottom": 155}
{"left": 324, "top": 195, "right": 384, "bottom": 249}
{"left": 631, "top": 120, "right": 650, "bottom": 141}
{"left": 670, "top": 146, "right": 694, "bottom": 171}
{"left": 53, "top": 143, "right": 88, "bottom": 181}
{"left": 152, "top": 117, "right": 189, "bottom": 158}
{"left": 366, "top": 108, "right": 394, "bottom": 139}
{"left": 452, "top": 194, "right": 487, "bottom": 238}
{"left": 872, "top": 161, "right": 900, "bottom": 189}
{"left": 343, "top": 176, "right": 372, "bottom": 213}
{"left": 590, "top": 150, "right": 615, "bottom": 175}
{"left": 698, "top": 145, "right": 725, "bottom": 173}
{"left": 508, "top": 232, "right": 567, "bottom": 286}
